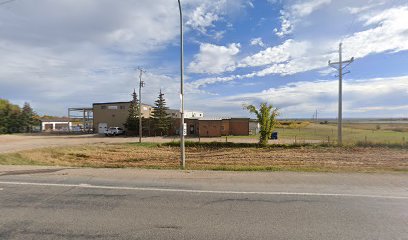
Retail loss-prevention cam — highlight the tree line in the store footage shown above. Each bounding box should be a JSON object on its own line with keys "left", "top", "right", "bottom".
{"left": 0, "top": 99, "right": 40, "bottom": 134}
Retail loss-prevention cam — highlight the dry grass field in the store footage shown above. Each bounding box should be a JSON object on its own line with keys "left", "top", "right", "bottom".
{"left": 0, "top": 143, "right": 407, "bottom": 173}
{"left": 272, "top": 122, "right": 408, "bottom": 144}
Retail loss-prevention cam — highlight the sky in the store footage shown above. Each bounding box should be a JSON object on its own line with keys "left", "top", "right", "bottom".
{"left": 0, "top": 0, "right": 407, "bottom": 118}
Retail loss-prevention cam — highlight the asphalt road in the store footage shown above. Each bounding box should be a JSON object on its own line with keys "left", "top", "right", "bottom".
{"left": 0, "top": 167, "right": 407, "bottom": 240}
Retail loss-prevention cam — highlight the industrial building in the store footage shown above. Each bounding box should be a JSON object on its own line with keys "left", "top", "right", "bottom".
{"left": 93, "top": 101, "right": 153, "bottom": 134}
{"left": 171, "top": 117, "right": 250, "bottom": 137}
{"left": 67, "top": 100, "right": 253, "bottom": 137}
{"left": 92, "top": 101, "right": 206, "bottom": 135}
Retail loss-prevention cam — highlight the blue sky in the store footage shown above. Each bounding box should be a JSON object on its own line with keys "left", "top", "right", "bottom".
{"left": 0, "top": 0, "right": 407, "bottom": 118}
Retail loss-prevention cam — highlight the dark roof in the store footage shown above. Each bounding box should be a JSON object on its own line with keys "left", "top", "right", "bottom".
{"left": 230, "top": 118, "right": 250, "bottom": 121}
{"left": 198, "top": 117, "right": 223, "bottom": 121}
{"left": 195, "top": 117, "right": 249, "bottom": 121}
{"left": 93, "top": 101, "right": 131, "bottom": 105}
{"left": 93, "top": 101, "right": 152, "bottom": 107}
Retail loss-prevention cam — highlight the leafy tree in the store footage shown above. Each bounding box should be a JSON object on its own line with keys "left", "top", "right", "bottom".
{"left": 151, "top": 90, "right": 171, "bottom": 136}
{"left": 0, "top": 99, "right": 21, "bottom": 134}
{"left": 124, "top": 89, "right": 140, "bottom": 133}
{"left": 245, "top": 103, "right": 279, "bottom": 146}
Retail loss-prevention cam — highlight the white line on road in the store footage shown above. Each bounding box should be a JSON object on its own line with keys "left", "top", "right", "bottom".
{"left": 0, "top": 181, "right": 407, "bottom": 200}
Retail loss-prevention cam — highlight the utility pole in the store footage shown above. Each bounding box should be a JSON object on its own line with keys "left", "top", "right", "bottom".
{"left": 329, "top": 43, "right": 354, "bottom": 145}
{"left": 178, "top": 0, "right": 186, "bottom": 169}
{"left": 138, "top": 67, "right": 146, "bottom": 143}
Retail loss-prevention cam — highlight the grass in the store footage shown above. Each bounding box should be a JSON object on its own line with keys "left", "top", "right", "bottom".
{"left": 355, "top": 141, "right": 408, "bottom": 149}
{"left": 271, "top": 123, "right": 408, "bottom": 144}
{"left": 0, "top": 153, "right": 43, "bottom": 166}
{"left": 162, "top": 141, "right": 335, "bottom": 149}
{"left": 126, "top": 142, "right": 161, "bottom": 148}
{"left": 0, "top": 142, "right": 407, "bottom": 173}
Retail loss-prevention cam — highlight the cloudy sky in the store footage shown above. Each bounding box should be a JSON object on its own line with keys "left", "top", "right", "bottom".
{"left": 0, "top": 0, "right": 407, "bottom": 118}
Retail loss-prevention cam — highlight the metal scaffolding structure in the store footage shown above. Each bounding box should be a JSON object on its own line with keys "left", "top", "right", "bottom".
{"left": 67, "top": 107, "right": 94, "bottom": 133}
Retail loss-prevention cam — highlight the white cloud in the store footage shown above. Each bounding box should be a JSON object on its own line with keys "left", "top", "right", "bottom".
{"left": 345, "top": 1, "right": 387, "bottom": 14}
{"left": 291, "top": 0, "right": 332, "bottom": 17}
{"left": 192, "top": 4, "right": 408, "bottom": 86}
{"left": 270, "top": 5, "right": 408, "bottom": 75}
{"left": 274, "top": 11, "right": 294, "bottom": 37}
{"left": 342, "top": 6, "right": 408, "bottom": 59}
{"left": 250, "top": 37, "right": 265, "bottom": 47}
{"left": 218, "top": 75, "right": 408, "bottom": 117}
{"left": 0, "top": 0, "right": 254, "bottom": 115}
{"left": 240, "top": 39, "right": 310, "bottom": 67}
{"left": 188, "top": 43, "right": 241, "bottom": 74}
{"left": 186, "top": 5, "right": 220, "bottom": 33}
{"left": 274, "top": 0, "right": 332, "bottom": 37}
{"left": 185, "top": 0, "right": 250, "bottom": 33}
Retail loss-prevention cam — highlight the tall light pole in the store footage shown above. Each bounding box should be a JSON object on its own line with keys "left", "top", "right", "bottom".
{"left": 178, "top": 0, "right": 186, "bottom": 169}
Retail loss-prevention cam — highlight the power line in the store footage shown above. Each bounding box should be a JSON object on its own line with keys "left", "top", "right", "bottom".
{"left": 329, "top": 43, "right": 354, "bottom": 145}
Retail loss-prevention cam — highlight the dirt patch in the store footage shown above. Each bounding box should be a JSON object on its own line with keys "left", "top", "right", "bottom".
{"left": 0, "top": 134, "right": 312, "bottom": 154}
{"left": 1, "top": 144, "right": 407, "bottom": 173}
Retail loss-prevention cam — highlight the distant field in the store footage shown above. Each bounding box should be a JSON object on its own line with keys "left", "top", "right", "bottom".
{"left": 271, "top": 122, "right": 408, "bottom": 144}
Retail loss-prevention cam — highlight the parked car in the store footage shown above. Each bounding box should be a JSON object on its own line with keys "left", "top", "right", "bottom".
{"left": 105, "top": 127, "right": 125, "bottom": 136}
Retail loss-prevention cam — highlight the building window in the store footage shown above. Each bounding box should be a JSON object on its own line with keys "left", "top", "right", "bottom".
{"left": 101, "top": 106, "right": 106, "bottom": 110}
{"left": 108, "top": 106, "right": 118, "bottom": 110}
{"left": 120, "top": 106, "right": 126, "bottom": 110}
{"left": 221, "top": 126, "right": 225, "bottom": 131}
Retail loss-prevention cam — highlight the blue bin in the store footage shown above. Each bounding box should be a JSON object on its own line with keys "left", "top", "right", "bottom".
{"left": 271, "top": 132, "right": 278, "bottom": 140}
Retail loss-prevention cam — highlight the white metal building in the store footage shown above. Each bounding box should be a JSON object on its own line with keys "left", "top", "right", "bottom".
{"left": 40, "top": 118, "right": 72, "bottom": 132}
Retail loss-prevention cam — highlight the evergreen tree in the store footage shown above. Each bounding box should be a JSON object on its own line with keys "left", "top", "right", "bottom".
{"left": 124, "top": 89, "right": 140, "bottom": 133}
{"left": 151, "top": 90, "right": 171, "bottom": 136}
{"left": 20, "top": 102, "right": 37, "bottom": 132}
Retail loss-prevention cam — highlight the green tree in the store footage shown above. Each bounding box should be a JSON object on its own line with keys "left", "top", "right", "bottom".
{"left": 245, "top": 103, "right": 279, "bottom": 146}
{"left": 124, "top": 89, "right": 140, "bottom": 133}
{"left": 0, "top": 99, "right": 21, "bottom": 134}
{"left": 20, "top": 102, "right": 38, "bottom": 132}
{"left": 151, "top": 90, "right": 171, "bottom": 136}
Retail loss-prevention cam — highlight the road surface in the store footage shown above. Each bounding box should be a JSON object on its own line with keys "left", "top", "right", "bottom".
{"left": 0, "top": 166, "right": 407, "bottom": 239}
